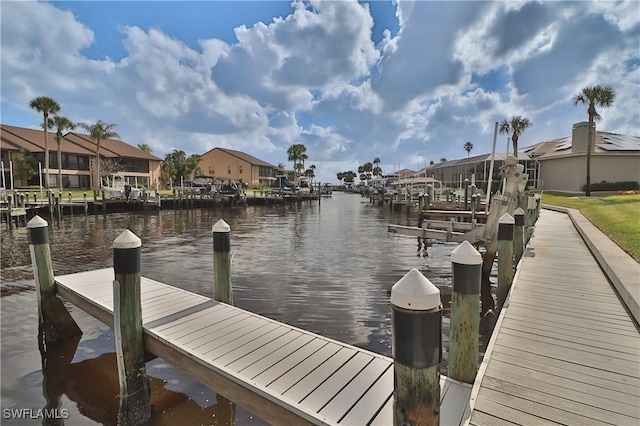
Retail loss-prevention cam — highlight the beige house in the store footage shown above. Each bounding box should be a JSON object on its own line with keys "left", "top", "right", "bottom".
{"left": 1, "top": 124, "right": 162, "bottom": 189}
{"left": 199, "top": 147, "right": 278, "bottom": 187}
{"left": 527, "top": 122, "right": 640, "bottom": 192}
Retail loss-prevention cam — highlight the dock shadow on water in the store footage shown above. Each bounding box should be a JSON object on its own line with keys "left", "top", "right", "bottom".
{"left": 1, "top": 192, "right": 489, "bottom": 424}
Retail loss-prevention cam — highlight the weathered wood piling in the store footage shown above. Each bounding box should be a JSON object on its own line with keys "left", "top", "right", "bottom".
{"left": 391, "top": 269, "right": 441, "bottom": 426}
{"left": 449, "top": 241, "right": 481, "bottom": 384}
{"left": 497, "top": 213, "right": 514, "bottom": 311}
{"left": 212, "top": 219, "right": 233, "bottom": 304}
{"left": 514, "top": 207, "right": 525, "bottom": 264}
{"left": 27, "top": 215, "right": 82, "bottom": 344}
{"left": 112, "top": 229, "right": 152, "bottom": 425}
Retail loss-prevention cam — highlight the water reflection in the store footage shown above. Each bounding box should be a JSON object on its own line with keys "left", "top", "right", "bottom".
{"left": 2, "top": 193, "right": 462, "bottom": 425}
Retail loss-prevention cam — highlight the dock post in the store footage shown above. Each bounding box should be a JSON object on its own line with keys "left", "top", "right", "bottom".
{"left": 449, "top": 241, "right": 482, "bottom": 384}
{"left": 84, "top": 192, "right": 88, "bottom": 214}
{"left": 113, "top": 230, "right": 152, "bottom": 425}
{"left": 464, "top": 179, "right": 469, "bottom": 210}
{"left": 27, "top": 215, "right": 82, "bottom": 343}
{"left": 497, "top": 213, "right": 515, "bottom": 311}
{"left": 212, "top": 219, "right": 233, "bottom": 304}
{"left": 514, "top": 207, "right": 525, "bottom": 264}
{"left": 391, "top": 269, "right": 441, "bottom": 426}
{"left": 93, "top": 190, "right": 97, "bottom": 214}
{"left": 101, "top": 190, "right": 107, "bottom": 214}
{"left": 6, "top": 194, "right": 13, "bottom": 229}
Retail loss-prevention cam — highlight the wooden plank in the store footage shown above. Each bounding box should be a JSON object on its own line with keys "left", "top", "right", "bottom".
{"left": 496, "top": 326, "right": 639, "bottom": 364}
{"left": 339, "top": 365, "right": 393, "bottom": 425}
{"left": 277, "top": 345, "right": 355, "bottom": 398}
{"left": 480, "top": 376, "right": 638, "bottom": 425}
{"left": 229, "top": 331, "right": 310, "bottom": 373}
{"left": 144, "top": 301, "right": 221, "bottom": 330}
{"left": 368, "top": 394, "right": 393, "bottom": 426}
{"left": 472, "top": 390, "right": 584, "bottom": 426}
{"left": 254, "top": 338, "right": 333, "bottom": 385}
{"left": 485, "top": 359, "right": 640, "bottom": 411}
{"left": 171, "top": 312, "right": 255, "bottom": 345}
{"left": 318, "top": 357, "right": 389, "bottom": 420}
{"left": 143, "top": 297, "right": 209, "bottom": 324}
{"left": 490, "top": 348, "right": 640, "bottom": 397}
{"left": 501, "top": 316, "right": 640, "bottom": 353}
{"left": 206, "top": 324, "right": 291, "bottom": 364}
{"left": 152, "top": 303, "right": 237, "bottom": 334}
{"left": 469, "top": 410, "right": 519, "bottom": 426}
{"left": 188, "top": 317, "right": 273, "bottom": 353}
{"left": 440, "top": 379, "right": 472, "bottom": 426}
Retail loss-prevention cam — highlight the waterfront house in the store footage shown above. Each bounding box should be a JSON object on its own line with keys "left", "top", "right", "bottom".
{"left": 1, "top": 124, "right": 162, "bottom": 189}
{"left": 422, "top": 122, "right": 639, "bottom": 193}
{"left": 199, "top": 147, "right": 278, "bottom": 187}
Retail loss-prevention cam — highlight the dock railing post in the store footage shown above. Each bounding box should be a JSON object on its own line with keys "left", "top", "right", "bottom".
{"left": 113, "top": 230, "right": 151, "bottom": 425}
{"left": 101, "top": 190, "right": 107, "bottom": 214}
{"left": 7, "top": 194, "right": 13, "bottom": 229}
{"left": 449, "top": 241, "right": 481, "bottom": 384}
{"left": 83, "top": 192, "right": 88, "bottom": 214}
{"left": 391, "top": 269, "right": 441, "bottom": 426}
{"left": 514, "top": 207, "right": 525, "bottom": 264}
{"left": 28, "top": 215, "right": 82, "bottom": 343}
{"left": 497, "top": 213, "right": 515, "bottom": 311}
{"left": 212, "top": 219, "right": 233, "bottom": 304}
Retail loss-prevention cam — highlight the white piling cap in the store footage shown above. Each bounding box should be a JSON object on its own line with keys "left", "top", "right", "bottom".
{"left": 27, "top": 215, "right": 48, "bottom": 228}
{"left": 212, "top": 219, "right": 230, "bottom": 233}
{"left": 391, "top": 269, "right": 440, "bottom": 310}
{"left": 451, "top": 241, "right": 482, "bottom": 265}
{"left": 514, "top": 207, "right": 525, "bottom": 216}
{"left": 113, "top": 229, "right": 141, "bottom": 249}
{"left": 499, "top": 213, "right": 515, "bottom": 224}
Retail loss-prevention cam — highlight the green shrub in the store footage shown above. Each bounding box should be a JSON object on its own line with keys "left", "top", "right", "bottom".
{"left": 582, "top": 181, "right": 639, "bottom": 192}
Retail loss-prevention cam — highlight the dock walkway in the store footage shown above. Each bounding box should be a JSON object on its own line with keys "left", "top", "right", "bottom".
{"left": 469, "top": 209, "right": 640, "bottom": 425}
{"left": 55, "top": 269, "right": 471, "bottom": 425}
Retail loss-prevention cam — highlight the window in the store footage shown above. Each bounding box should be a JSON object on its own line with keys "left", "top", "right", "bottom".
{"left": 239, "top": 165, "right": 243, "bottom": 174}
{"left": 227, "top": 166, "right": 231, "bottom": 175}
{"left": 209, "top": 166, "right": 215, "bottom": 175}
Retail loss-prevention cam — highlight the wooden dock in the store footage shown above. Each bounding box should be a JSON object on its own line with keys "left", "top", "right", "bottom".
{"left": 54, "top": 269, "right": 471, "bottom": 425}
{"left": 469, "top": 209, "right": 640, "bottom": 425}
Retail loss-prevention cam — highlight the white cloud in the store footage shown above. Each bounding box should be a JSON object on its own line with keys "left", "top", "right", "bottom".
{"left": 0, "top": 0, "right": 638, "bottom": 185}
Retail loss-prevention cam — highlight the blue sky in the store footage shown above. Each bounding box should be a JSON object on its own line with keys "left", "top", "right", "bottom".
{"left": 1, "top": 0, "right": 638, "bottom": 183}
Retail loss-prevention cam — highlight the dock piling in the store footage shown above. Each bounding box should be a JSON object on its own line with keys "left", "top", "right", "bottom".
{"left": 112, "top": 230, "right": 152, "bottom": 425}
{"left": 27, "top": 215, "right": 82, "bottom": 344}
{"left": 212, "top": 219, "right": 233, "bottom": 304}
{"left": 497, "top": 213, "right": 515, "bottom": 311}
{"left": 449, "top": 241, "right": 482, "bottom": 384}
{"left": 391, "top": 269, "right": 441, "bottom": 426}
{"left": 514, "top": 207, "right": 525, "bottom": 264}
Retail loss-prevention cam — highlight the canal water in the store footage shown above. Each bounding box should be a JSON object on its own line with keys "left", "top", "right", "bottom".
{"left": 1, "top": 192, "right": 468, "bottom": 425}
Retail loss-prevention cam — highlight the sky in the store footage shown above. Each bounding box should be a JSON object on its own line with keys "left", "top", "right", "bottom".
{"left": 1, "top": 0, "right": 639, "bottom": 184}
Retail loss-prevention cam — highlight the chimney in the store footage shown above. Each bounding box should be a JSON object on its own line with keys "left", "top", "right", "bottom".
{"left": 571, "top": 121, "right": 596, "bottom": 153}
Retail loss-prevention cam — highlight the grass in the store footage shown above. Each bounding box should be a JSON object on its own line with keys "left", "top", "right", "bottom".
{"left": 542, "top": 193, "right": 640, "bottom": 262}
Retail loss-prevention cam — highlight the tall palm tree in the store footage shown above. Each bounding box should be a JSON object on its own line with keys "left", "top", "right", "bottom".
{"left": 287, "top": 144, "right": 307, "bottom": 180}
{"left": 574, "top": 85, "right": 616, "bottom": 197}
{"left": 29, "top": 96, "right": 61, "bottom": 189}
{"left": 51, "top": 116, "right": 76, "bottom": 190}
{"left": 372, "top": 157, "right": 383, "bottom": 178}
{"left": 137, "top": 143, "right": 152, "bottom": 153}
{"left": 464, "top": 141, "right": 473, "bottom": 157}
{"left": 499, "top": 116, "right": 532, "bottom": 159}
{"left": 80, "top": 120, "right": 120, "bottom": 189}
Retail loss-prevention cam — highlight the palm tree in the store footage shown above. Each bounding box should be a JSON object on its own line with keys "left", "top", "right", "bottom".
{"left": 499, "top": 116, "right": 532, "bottom": 159}
{"left": 287, "top": 144, "right": 307, "bottom": 180}
{"left": 137, "top": 143, "right": 152, "bottom": 153}
{"left": 80, "top": 120, "right": 120, "bottom": 189}
{"left": 51, "top": 116, "right": 76, "bottom": 190}
{"left": 372, "top": 157, "right": 383, "bottom": 178}
{"left": 29, "top": 96, "right": 61, "bottom": 189}
{"left": 464, "top": 141, "right": 473, "bottom": 157}
{"left": 574, "top": 85, "right": 616, "bottom": 197}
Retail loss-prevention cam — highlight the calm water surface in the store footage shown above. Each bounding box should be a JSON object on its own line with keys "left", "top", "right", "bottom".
{"left": 1, "top": 192, "right": 463, "bottom": 425}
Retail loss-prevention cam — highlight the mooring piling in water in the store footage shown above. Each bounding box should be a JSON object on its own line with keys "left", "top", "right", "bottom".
{"left": 449, "top": 241, "right": 481, "bottom": 384}
{"left": 212, "top": 219, "right": 233, "bottom": 304}
{"left": 27, "top": 215, "right": 82, "bottom": 344}
{"left": 112, "top": 229, "right": 152, "bottom": 425}
{"left": 391, "top": 269, "right": 441, "bottom": 426}
{"left": 497, "top": 213, "right": 515, "bottom": 311}
{"left": 514, "top": 207, "right": 525, "bottom": 264}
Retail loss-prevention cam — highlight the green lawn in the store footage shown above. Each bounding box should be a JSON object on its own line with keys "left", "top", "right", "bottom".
{"left": 542, "top": 193, "right": 640, "bottom": 262}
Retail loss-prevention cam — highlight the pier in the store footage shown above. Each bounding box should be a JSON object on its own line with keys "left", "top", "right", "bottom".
{"left": 24, "top": 201, "right": 640, "bottom": 424}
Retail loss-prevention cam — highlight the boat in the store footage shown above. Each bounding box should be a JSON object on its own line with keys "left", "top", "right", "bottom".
{"left": 102, "top": 174, "right": 141, "bottom": 200}
{"left": 216, "top": 178, "right": 245, "bottom": 200}
{"left": 321, "top": 183, "right": 333, "bottom": 196}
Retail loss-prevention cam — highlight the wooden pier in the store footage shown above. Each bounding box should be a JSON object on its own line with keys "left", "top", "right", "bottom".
{"left": 54, "top": 268, "right": 471, "bottom": 425}
{"left": 469, "top": 209, "right": 640, "bottom": 425}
